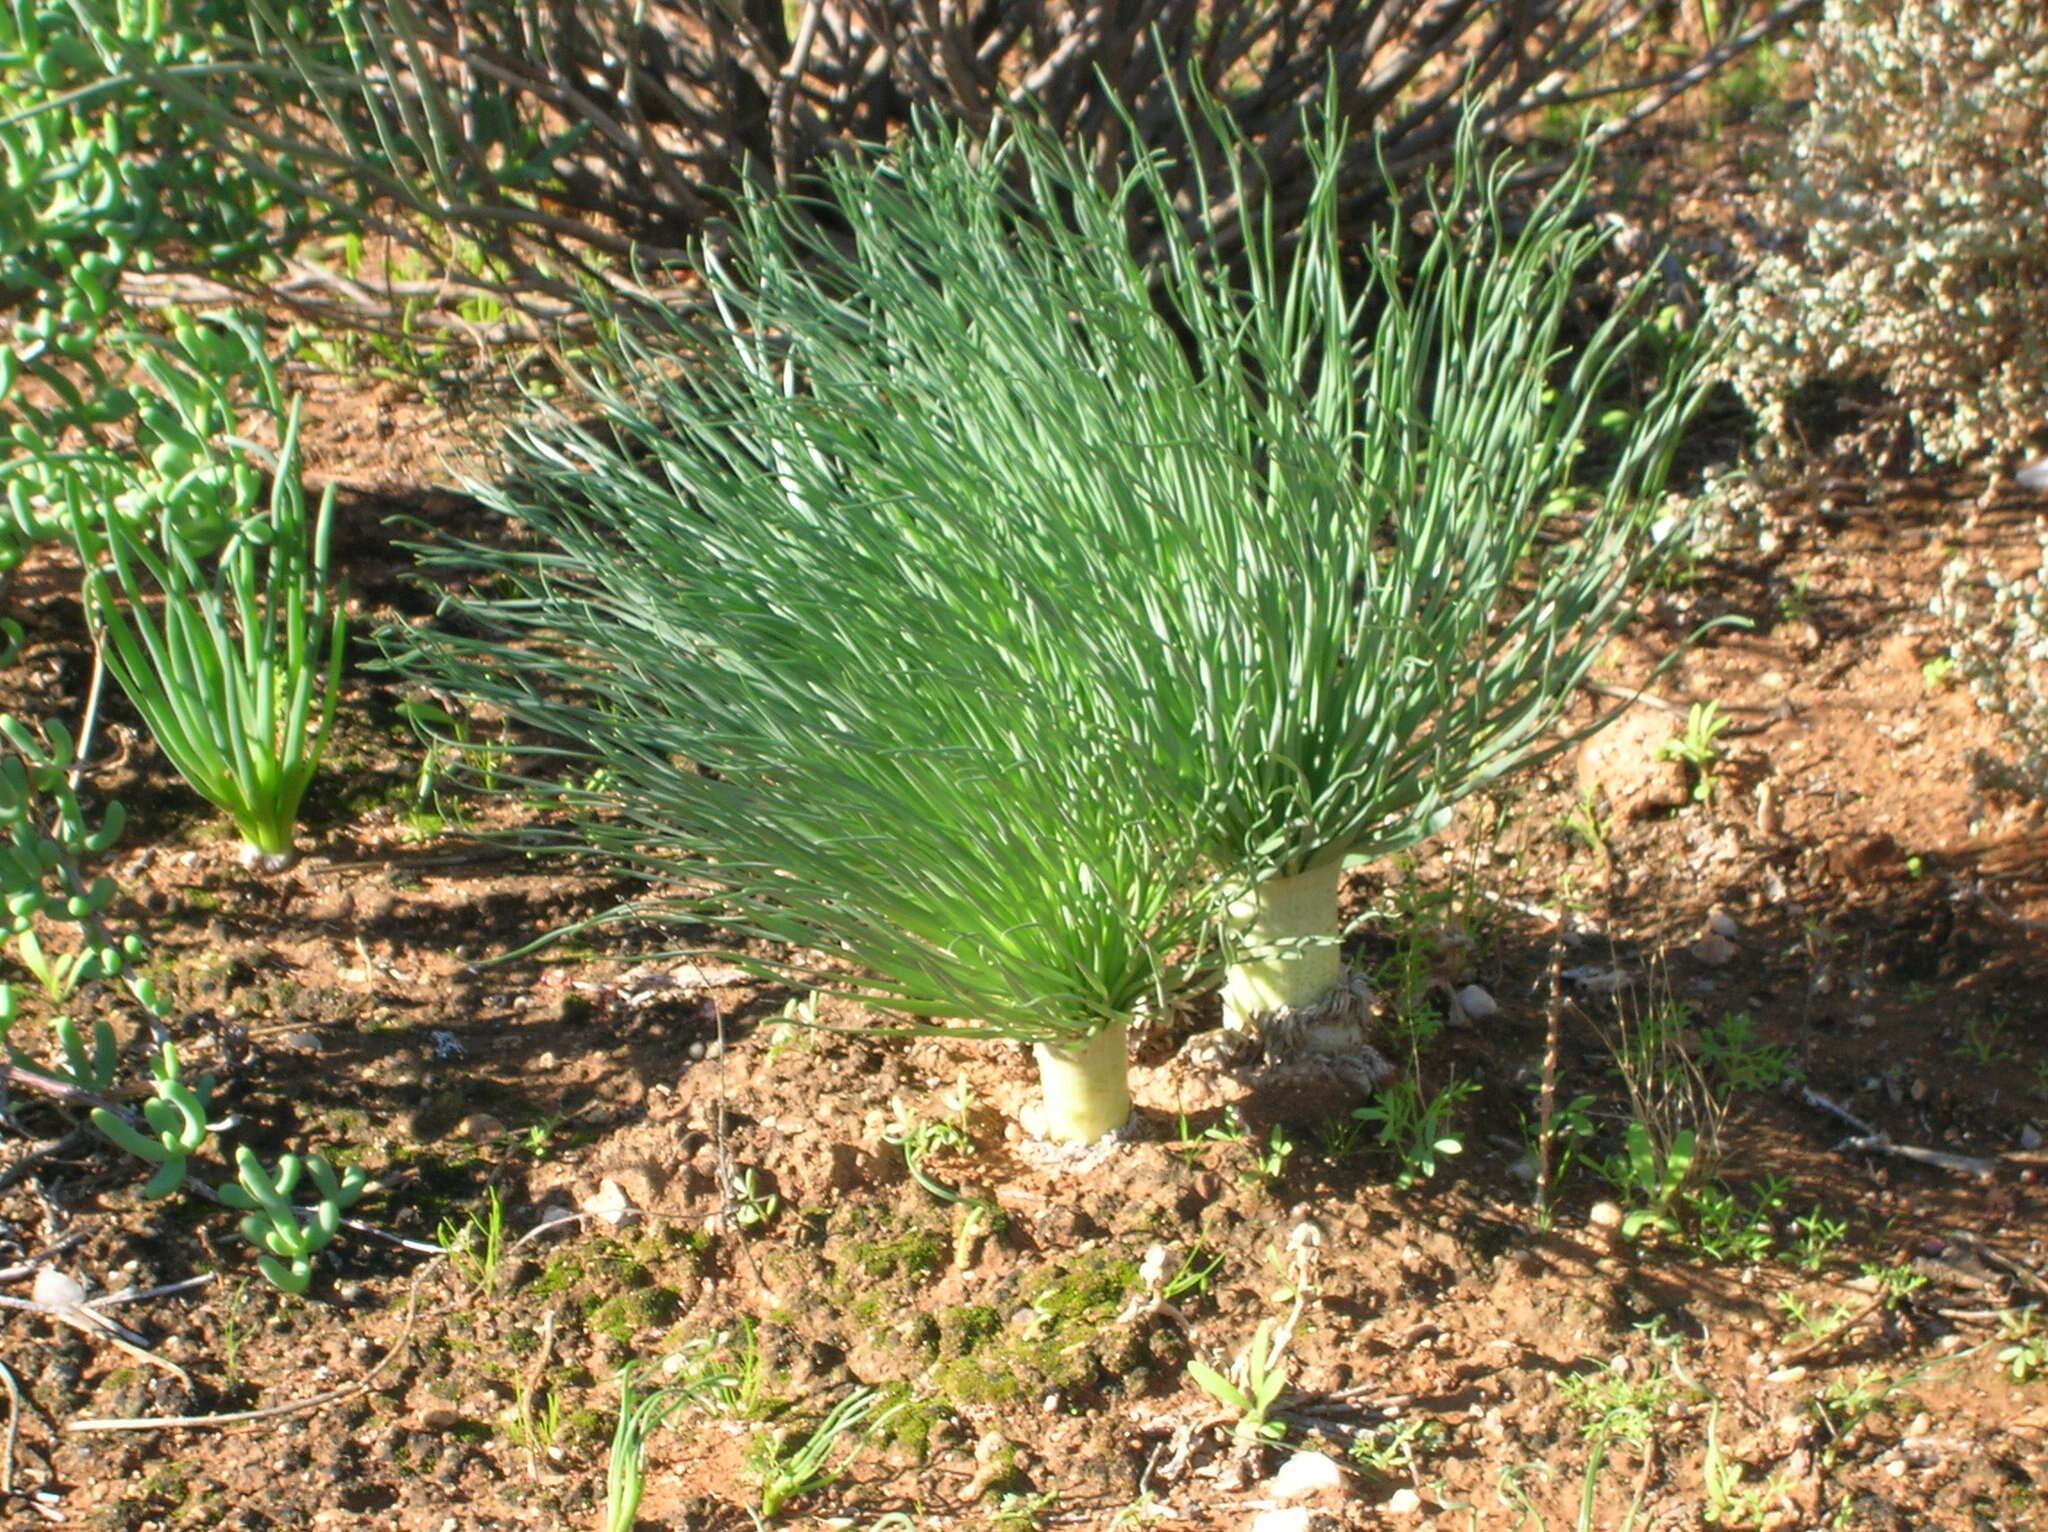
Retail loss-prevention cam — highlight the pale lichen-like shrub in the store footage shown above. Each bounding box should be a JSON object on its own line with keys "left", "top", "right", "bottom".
{"left": 1932, "top": 524, "right": 2048, "bottom": 800}
{"left": 1721, "top": 0, "right": 2048, "bottom": 466}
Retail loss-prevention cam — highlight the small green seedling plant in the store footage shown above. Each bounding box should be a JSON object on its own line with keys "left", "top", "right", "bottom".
{"left": 217, "top": 1145, "right": 371, "bottom": 1295}
{"left": 396, "top": 696, "right": 511, "bottom": 810}
{"left": 1162, "top": 1244, "right": 1224, "bottom": 1304}
{"left": 87, "top": 1041, "right": 214, "bottom": 1199}
{"left": 81, "top": 332, "right": 346, "bottom": 870}
{"left": 1346, "top": 1415, "right": 1447, "bottom": 1481}
{"left": 1956, "top": 1013, "right": 2016, "bottom": 1069}
{"left": 0, "top": 712, "right": 164, "bottom": 1012}
{"left": 1352, "top": 1077, "right": 1476, "bottom": 1190}
{"left": 1557, "top": 1361, "right": 1675, "bottom": 1448}
{"left": 438, "top": 1186, "right": 508, "bottom": 1292}
{"left": 604, "top": 1364, "right": 694, "bottom": 1532}
{"left": 884, "top": 1097, "right": 975, "bottom": 1203}
{"left": 1695, "top": 1012, "right": 1794, "bottom": 1094}
{"left": 1775, "top": 1293, "right": 1857, "bottom": 1348}
{"left": 1998, "top": 1309, "right": 2047, "bottom": 1383}
{"left": 749, "top": 1386, "right": 900, "bottom": 1520}
{"left": 1521, "top": 1088, "right": 1599, "bottom": 1203}
{"left": 1250, "top": 1123, "right": 1296, "bottom": 1186}
{"left": 665, "top": 1322, "right": 771, "bottom": 1421}
{"left": 1809, "top": 1369, "right": 1912, "bottom": 1468}
{"left": 1187, "top": 1319, "right": 1291, "bottom": 1445}
{"left": 1563, "top": 791, "right": 1614, "bottom": 860}
{"left": 726, "top": 1166, "right": 780, "bottom": 1231}
{"left": 509, "top": 1385, "right": 564, "bottom": 1459}
{"left": 1656, "top": 700, "right": 1733, "bottom": 802}
{"left": 1786, "top": 1206, "right": 1848, "bottom": 1274}
{"left": 1609, "top": 1121, "right": 1700, "bottom": 1241}
{"left": 1702, "top": 1403, "right": 1793, "bottom": 1529}
{"left": 1861, "top": 1260, "right": 1929, "bottom": 1310}
{"left": 1690, "top": 1177, "right": 1788, "bottom": 1264}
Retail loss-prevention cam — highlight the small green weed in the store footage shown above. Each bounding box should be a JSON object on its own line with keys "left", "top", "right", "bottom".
{"left": 1520, "top": 1089, "right": 1598, "bottom": 1201}
{"left": 1786, "top": 1207, "right": 1848, "bottom": 1274}
{"left": 885, "top": 1098, "right": 975, "bottom": 1204}
{"left": 1352, "top": 1077, "right": 1476, "bottom": 1190}
{"left": 1809, "top": 1369, "right": 1911, "bottom": 1466}
{"left": 438, "top": 1187, "right": 507, "bottom": 1292}
{"left": 1562, "top": 791, "right": 1613, "bottom": 859}
{"left": 1702, "top": 1403, "right": 1792, "bottom": 1528}
{"left": 750, "top": 1387, "right": 900, "bottom": 1519}
{"left": 1557, "top": 1363, "right": 1674, "bottom": 1447}
{"left": 1655, "top": 701, "right": 1732, "bottom": 803}
{"left": 1186, "top": 1319, "right": 1291, "bottom": 1445}
{"left": 665, "top": 1322, "right": 771, "bottom": 1419}
{"left": 1956, "top": 1014, "right": 2016, "bottom": 1069}
{"left": 1695, "top": 1012, "right": 1794, "bottom": 1094}
{"left": 1774, "top": 1293, "right": 1855, "bottom": 1347}
{"left": 1346, "top": 1414, "right": 1447, "bottom": 1481}
{"left": 1606, "top": 1122, "right": 1699, "bottom": 1241}
{"left": 604, "top": 1365, "right": 693, "bottom": 1532}
{"left": 1161, "top": 1244, "right": 1224, "bottom": 1304}
{"left": 1250, "top": 1123, "right": 1295, "bottom": 1186}
{"left": 1776, "top": 574, "right": 1812, "bottom": 623}
{"left": 1998, "top": 1309, "right": 2047, "bottom": 1383}
{"left": 726, "top": 1166, "right": 780, "bottom": 1231}
{"left": 508, "top": 1386, "right": 564, "bottom": 1458}
{"left": 1858, "top": 1260, "right": 1928, "bottom": 1309}
{"left": 1318, "top": 1110, "right": 1371, "bottom": 1161}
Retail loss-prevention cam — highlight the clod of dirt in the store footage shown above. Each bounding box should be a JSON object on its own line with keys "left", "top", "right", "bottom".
{"left": 1576, "top": 706, "right": 1693, "bottom": 819}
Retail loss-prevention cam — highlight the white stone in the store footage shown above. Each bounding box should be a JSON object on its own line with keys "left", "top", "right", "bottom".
{"left": 1246, "top": 1509, "right": 1315, "bottom": 1532}
{"left": 1453, "top": 984, "right": 1498, "bottom": 1021}
{"left": 1266, "top": 1450, "right": 1345, "bottom": 1503}
{"left": 1386, "top": 1487, "right": 1425, "bottom": 1515}
{"left": 31, "top": 1267, "right": 85, "bottom": 1309}
{"left": 1708, "top": 911, "right": 1739, "bottom": 938}
{"left": 580, "top": 1178, "right": 638, "bottom": 1226}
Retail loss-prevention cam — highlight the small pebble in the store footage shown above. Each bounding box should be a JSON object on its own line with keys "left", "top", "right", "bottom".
{"left": 1247, "top": 1511, "right": 1314, "bottom": 1532}
{"left": 1689, "top": 931, "right": 1737, "bottom": 966}
{"left": 1453, "top": 984, "right": 1498, "bottom": 1021}
{"left": 1385, "top": 1487, "right": 1424, "bottom": 1515}
{"left": 32, "top": 1268, "right": 85, "bottom": 1309}
{"left": 1266, "top": 1449, "right": 1345, "bottom": 1503}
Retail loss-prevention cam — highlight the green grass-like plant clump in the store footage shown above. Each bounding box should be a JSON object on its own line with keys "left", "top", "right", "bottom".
{"left": 83, "top": 366, "right": 346, "bottom": 870}
{"left": 407, "top": 91, "right": 1711, "bottom": 1138}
